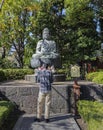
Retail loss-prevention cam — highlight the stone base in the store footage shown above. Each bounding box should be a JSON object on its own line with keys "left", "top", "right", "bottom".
{"left": 25, "top": 75, "right": 36, "bottom": 83}
{"left": 0, "top": 81, "right": 71, "bottom": 114}
{"left": 53, "top": 74, "right": 66, "bottom": 82}
{"left": 25, "top": 74, "right": 66, "bottom": 82}
{"left": 0, "top": 80, "right": 101, "bottom": 114}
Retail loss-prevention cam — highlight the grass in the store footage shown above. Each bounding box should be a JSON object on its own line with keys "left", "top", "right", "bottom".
{"left": 77, "top": 100, "right": 103, "bottom": 130}
{"left": 0, "top": 100, "right": 21, "bottom": 130}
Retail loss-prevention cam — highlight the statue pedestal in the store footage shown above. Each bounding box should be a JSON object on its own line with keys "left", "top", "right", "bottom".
{"left": 25, "top": 73, "right": 66, "bottom": 82}
{"left": 25, "top": 75, "right": 37, "bottom": 83}
{"left": 53, "top": 74, "right": 66, "bottom": 82}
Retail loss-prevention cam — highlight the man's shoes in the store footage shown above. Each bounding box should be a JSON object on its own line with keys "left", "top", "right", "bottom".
{"left": 45, "top": 119, "right": 50, "bottom": 123}
{"left": 34, "top": 118, "right": 41, "bottom": 122}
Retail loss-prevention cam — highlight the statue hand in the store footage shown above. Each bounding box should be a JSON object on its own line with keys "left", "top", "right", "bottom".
{"left": 42, "top": 51, "right": 50, "bottom": 55}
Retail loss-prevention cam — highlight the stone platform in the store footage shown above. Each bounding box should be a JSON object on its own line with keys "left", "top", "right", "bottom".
{"left": 13, "top": 113, "right": 80, "bottom": 130}
{"left": 0, "top": 80, "right": 73, "bottom": 114}
{"left": 25, "top": 75, "right": 36, "bottom": 82}
{"left": 0, "top": 80, "right": 101, "bottom": 115}
{"left": 25, "top": 73, "right": 66, "bottom": 82}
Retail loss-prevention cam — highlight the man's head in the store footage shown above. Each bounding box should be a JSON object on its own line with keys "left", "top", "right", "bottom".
{"left": 42, "top": 28, "right": 50, "bottom": 40}
{"left": 42, "top": 63, "right": 51, "bottom": 69}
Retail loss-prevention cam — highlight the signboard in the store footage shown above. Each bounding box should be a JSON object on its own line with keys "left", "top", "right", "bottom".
{"left": 70, "top": 65, "right": 80, "bottom": 78}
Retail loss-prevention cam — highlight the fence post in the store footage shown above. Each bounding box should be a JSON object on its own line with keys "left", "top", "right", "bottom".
{"left": 73, "top": 80, "right": 80, "bottom": 117}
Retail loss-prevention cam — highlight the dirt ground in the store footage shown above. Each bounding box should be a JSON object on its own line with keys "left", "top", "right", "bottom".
{"left": 76, "top": 118, "right": 88, "bottom": 130}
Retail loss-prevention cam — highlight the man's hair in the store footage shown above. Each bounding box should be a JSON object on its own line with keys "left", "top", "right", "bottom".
{"left": 42, "top": 63, "right": 50, "bottom": 69}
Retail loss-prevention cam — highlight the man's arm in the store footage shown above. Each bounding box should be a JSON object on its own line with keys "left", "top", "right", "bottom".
{"left": 37, "top": 70, "right": 40, "bottom": 83}
{"left": 50, "top": 72, "right": 53, "bottom": 83}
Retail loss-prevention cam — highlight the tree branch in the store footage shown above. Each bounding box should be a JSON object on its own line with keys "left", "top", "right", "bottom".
{"left": 0, "top": 0, "right": 5, "bottom": 11}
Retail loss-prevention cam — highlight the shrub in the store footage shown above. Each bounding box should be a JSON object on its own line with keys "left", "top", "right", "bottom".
{"left": 86, "top": 72, "right": 99, "bottom": 81}
{"left": 55, "top": 69, "right": 66, "bottom": 74}
{"left": 0, "top": 69, "right": 34, "bottom": 82}
{"left": 77, "top": 100, "right": 103, "bottom": 130}
{"left": 92, "top": 72, "right": 103, "bottom": 84}
{"left": 86, "top": 71, "right": 103, "bottom": 84}
{"left": 0, "top": 70, "right": 6, "bottom": 82}
{"left": 0, "top": 58, "right": 16, "bottom": 69}
{"left": 0, "top": 101, "right": 15, "bottom": 129}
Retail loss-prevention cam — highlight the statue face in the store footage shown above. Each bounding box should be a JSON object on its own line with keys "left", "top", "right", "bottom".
{"left": 42, "top": 28, "right": 50, "bottom": 40}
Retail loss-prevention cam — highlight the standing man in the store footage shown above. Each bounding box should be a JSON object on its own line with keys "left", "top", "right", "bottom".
{"left": 35, "top": 64, "right": 53, "bottom": 123}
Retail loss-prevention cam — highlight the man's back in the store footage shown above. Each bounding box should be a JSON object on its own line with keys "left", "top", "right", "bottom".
{"left": 37, "top": 68, "right": 53, "bottom": 93}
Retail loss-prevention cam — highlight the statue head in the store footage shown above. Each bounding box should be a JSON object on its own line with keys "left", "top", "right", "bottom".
{"left": 42, "top": 28, "right": 50, "bottom": 40}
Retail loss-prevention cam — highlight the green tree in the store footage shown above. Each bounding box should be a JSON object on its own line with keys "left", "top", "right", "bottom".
{"left": 0, "top": 0, "right": 102, "bottom": 69}
{"left": 64, "top": 0, "right": 101, "bottom": 63}
{"left": 35, "top": 0, "right": 69, "bottom": 65}
{"left": 0, "top": 0, "right": 5, "bottom": 11}
{"left": 0, "top": 0, "right": 40, "bottom": 68}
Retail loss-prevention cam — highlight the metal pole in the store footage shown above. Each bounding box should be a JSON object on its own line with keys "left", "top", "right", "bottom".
{"left": 73, "top": 80, "right": 80, "bottom": 117}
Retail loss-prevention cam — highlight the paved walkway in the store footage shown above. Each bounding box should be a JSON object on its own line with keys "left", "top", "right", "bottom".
{"left": 13, "top": 113, "right": 80, "bottom": 130}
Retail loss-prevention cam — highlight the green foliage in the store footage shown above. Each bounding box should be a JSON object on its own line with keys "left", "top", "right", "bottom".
{"left": 56, "top": 69, "right": 66, "bottom": 74}
{"left": 55, "top": 67, "right": 71, "bottom": 80}
{"left": 64, "top": 0, "right": 101, "bottom": 63}
{"left": 92, "top": 72, "right": 103, "bottom": 84}
{"left": 77, "top": 100, "right": 103, "bottom": 130}
{"left": 0, "top": 58, "right": 16, "bottom": 68}
{"left": 35, "top": 0, "right": 69, "bottom": 65}
{"left": 86, "top": 72, "right": 100, "bottom": 81}
{"left": 0, "top": 69, "right": 34, "bottom": 82}
{"left": 0, "top": 0, "right": 40, "bottom": 68}
{"left": 0, "top": 69, "right": 6, "bottom": 81}
{"left": 0, "top": 101, "right": 15, "bottom": 128}
{"left": 24, "top": 43, "right": 36, "bottom": 67}
{"left": 0, "top": 0, "right": 102, "bottom": 68}
{"left": 86, "top": 71, "right": 103, "bottom": 84}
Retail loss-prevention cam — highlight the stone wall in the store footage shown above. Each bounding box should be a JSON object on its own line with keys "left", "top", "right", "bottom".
{"left": 80, "top": 84, "right": 103, "bottom": 101}
{"left": 0, "top": 83, "right": 73, "bottom": 114}
{"left": 0, "top": 81, "right": 103, "bottom": 114}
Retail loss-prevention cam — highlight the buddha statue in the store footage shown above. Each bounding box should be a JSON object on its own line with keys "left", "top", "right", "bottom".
{"left": 30, "top": 28, "right": 60, "bottom": 68}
